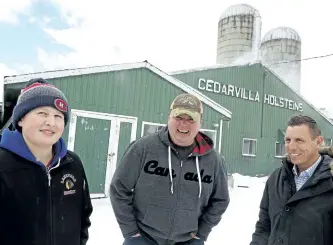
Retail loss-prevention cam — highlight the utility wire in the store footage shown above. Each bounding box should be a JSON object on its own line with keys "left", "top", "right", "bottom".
{"left": 268, "top": 53, "right": 333, "bottom": 66}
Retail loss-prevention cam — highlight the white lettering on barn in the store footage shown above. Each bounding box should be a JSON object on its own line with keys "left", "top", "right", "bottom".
{"left": 198, "top": 78, "right": 303, "bottom": 112}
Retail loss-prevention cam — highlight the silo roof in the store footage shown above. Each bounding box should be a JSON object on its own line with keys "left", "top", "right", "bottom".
{"left": 219, "top": 4, "right": 260, "bottom": 20}
{"left": 262, "top": 26, "right": 301, "bottom": 43}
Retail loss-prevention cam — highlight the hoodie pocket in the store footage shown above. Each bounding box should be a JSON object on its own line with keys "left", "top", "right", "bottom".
{"left": 142, "top": 204, "right": 173, "bottom": 233}
{"left": 172, "top": 209, "right": 198, "bottom": 234}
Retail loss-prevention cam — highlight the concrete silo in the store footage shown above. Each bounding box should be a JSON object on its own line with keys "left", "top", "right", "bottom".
{"left": 260, "top": 27, "right": 302, "bottom": 92}
{"left": 216, "top": 4, "right": 262, "bottom": 65}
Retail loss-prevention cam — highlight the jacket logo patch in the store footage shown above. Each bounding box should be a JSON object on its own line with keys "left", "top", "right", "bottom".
{"left": 144, "top": 161, "right": 177, "bottom": 178}
{"left": 184, "top": 170, "right": 212, "bottom": 183}
{"left": 61, "top": 174, "right": 76, "bottom": 196}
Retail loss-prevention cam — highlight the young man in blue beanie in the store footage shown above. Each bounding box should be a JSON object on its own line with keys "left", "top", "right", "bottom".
{"left": 0, "top": 78, "right": 93, "bottom": 245}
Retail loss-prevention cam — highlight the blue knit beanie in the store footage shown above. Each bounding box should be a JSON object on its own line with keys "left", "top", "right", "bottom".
{"left": 12, "top": 78, "right": 70, "bottom": 130}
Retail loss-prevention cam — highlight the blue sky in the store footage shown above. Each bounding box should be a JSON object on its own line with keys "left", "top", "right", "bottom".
{"left": 0, "top": 1, "right": 71, "bottom": 72}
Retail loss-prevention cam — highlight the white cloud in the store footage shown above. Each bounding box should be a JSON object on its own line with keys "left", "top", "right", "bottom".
{"left": 28, "top": 16, "right": 36, "bottom": 23}
{"left": 39, "top": 0, "right": 333, "bottom": 114}
{"left": 37, "top": 47, "right": 89, "bottom": 70}
{"left": 42, "top": 16, "right": 52, "bottom": 25}
{"left": 18, "top": 64, "right": 35, "bottom": 74}
{"left": 0, "top": 0, "right": 36, "bottom": 24}
{"left": 300, "top": 56, "right": 333, "bottom": 114}
{"left": 39, "top": 0, "right": 231, "bottom": 71}
{"left": 0, "top": 64, "right": 17, "bottom": 102}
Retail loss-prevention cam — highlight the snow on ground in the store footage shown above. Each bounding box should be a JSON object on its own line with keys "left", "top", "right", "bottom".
{"left": 87, "top": 174, "right": 267, "bottom": 245}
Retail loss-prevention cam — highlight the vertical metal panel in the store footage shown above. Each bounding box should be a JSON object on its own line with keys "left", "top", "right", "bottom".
{"left": 73, "top": 116, "right": 110, "bottom": 194}
{"left": 117, "top": 121, "right": 132, "bottom": 167}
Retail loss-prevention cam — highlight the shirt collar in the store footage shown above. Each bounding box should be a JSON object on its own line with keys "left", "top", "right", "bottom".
{"left": 292, "top": 155, "right": 322, "bottom": 177}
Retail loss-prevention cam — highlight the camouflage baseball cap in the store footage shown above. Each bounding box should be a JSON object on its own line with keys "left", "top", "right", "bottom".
{"left": 170, "top": 93, "right": 203, "bottom": 122}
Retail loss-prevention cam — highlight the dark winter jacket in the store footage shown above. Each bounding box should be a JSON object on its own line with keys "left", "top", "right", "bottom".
{"left": 110, "top": 126, "right": 230, "bottom": 245}
{"left": 0, "top": 129, "right": 93, "bottom": 245}
{"left": 250, "top": 147, "right": 333, "bottom": 245}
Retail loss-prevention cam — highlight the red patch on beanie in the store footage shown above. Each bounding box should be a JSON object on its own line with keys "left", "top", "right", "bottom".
{"left": 54, "top": 99, "right": 67, "bottom": 112}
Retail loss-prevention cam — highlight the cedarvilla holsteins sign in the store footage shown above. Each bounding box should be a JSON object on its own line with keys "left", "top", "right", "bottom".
{"left": 198, "top": 78, "right": 303, "bottom": 112}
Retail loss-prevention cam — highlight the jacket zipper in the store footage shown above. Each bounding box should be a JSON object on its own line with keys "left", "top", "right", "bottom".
{"left": 46, "top": 160, "right": 61, "bottom": 245}
{"left": 167, "top": 153, "right": 193, "bottom": 241}
{"left": 46, "top": 169, "right": 53, "bottom": 245}
{"left": 165, "top": 150, "right": 194, "bottom": 241}
{"left": 166, "top": 153, "right": 184, "bottom": 241}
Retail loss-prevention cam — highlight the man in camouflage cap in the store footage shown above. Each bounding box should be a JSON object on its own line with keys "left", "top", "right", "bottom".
{"left": 169, "top": 93, "right": 203, "bottom": 123}
{"left": 111, "top": 93, "right": 230, "bottom": 245}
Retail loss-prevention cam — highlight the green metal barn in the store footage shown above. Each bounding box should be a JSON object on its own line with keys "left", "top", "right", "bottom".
{"left": 171, "top": 62, "right": 333, "bottom": 176}
{"left": 2, "top": 60, "right": 333, "bottom": 196}
{"left": 1, "top": 61, "right": 231, "bottom": 198}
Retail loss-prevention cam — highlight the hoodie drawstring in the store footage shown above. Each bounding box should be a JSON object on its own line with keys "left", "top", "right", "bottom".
{"left": 168, "top": 146, "right": 174, "bottom": 194}
{"left": 196, "top": 156, "right": 202, "bottom": 198}
{"left": 168, "top": 146, "right": 202, "bottom": 198}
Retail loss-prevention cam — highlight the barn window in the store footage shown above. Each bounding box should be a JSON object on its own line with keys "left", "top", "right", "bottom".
{"left": 242, "top": 138, "right": 256, "bottom": 157}
{"left": 275, "top": 142, "right": 285, "bottom": 158}
{"left": 141, "top": 121, "right": 165, "bottom": 137}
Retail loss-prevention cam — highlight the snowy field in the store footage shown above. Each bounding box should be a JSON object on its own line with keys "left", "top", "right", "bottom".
{"left": 87, "top": 174, "right": 268, "bottom": 245}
